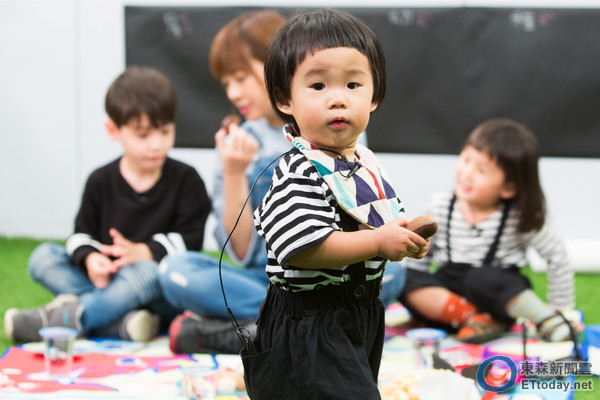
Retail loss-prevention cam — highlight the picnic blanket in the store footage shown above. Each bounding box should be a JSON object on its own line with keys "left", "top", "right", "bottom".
{"left": 0, "top": 304, "right": 592, "bottom": 399}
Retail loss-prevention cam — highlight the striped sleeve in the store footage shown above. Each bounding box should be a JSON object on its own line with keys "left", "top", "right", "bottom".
{"left": 66, "top": 233, "right": 102, "bottom": 256}
{"left": 150, "top": 232, "right": 188, "bottom": 256}
{"left": 255, "top": 151, "right": 336, "bottom": 268}
{"left": 528, "top": 223, "right": 575, "bottom": 310}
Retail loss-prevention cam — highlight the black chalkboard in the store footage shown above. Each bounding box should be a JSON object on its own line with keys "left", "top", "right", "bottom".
{"left": 125, "top": 6, "right": 600, "bottom": 157}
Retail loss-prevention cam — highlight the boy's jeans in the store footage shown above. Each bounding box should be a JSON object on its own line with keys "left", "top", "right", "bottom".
{"left": 28, "top": 242, "right": 164, "bottom": 332}
{"left": 158, "top": 251, "right": 406, "bottom": 320}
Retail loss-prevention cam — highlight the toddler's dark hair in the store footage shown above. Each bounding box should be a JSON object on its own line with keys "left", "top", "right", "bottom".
{"left": 105, "top": 66, "right": 177, "bottom": 128}
{"left": 466, "top": 118, "right": 546, "bottom": 232}
{"left": 265, "top": 8, "right": 386, "bottom": 127}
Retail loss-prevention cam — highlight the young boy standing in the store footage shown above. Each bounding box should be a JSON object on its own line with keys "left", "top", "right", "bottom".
{"left": 4, "top": 66, "right": 211, "bottom": 343}
{"left": 244, "top": 9, "right": 429, "bottom": 399}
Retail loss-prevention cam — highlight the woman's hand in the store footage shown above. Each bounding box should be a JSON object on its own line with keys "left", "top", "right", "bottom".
{"left": 215, "top": 123, "right": 259, "bottom": 176}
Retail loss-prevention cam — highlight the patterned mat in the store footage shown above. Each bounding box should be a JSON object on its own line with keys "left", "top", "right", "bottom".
{"left": 0, "top": 306, "right": 591, "bottom": 399}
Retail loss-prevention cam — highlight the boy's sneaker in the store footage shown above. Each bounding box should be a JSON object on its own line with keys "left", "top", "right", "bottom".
{"left": 169, "top": 311, "right": 256, "bottom": 354}
{"left": 93, "top": 309, "right": 160, "bottom": 342}
{"left": 4, "top": 294, "right": 83, "bottom": 343}
{"left": 121, "top": 309, "right": 160, "bottom": 342}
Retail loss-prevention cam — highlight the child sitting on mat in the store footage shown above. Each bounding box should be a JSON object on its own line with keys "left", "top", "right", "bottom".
{"left": 245, "top": 9, "right": 430, "bottom": 399}
{"left": 4, "top": 66, "right": 210, "bottom": 343}
{"left": 400, "top": 117, "right": 576, "bottom": 343}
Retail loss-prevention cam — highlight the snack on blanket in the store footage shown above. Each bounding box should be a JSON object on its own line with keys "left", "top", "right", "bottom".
{"left": 406, "top": 215, "right": 438, "bottom": 239}
{"left": 216, "top": 370, "right": 245, "bottom": 394}
{"left": 221, "top": 114, "right": 241, "bottom": 133}
{"left": 380, "top": 369, "right": 444, "bottom": 400}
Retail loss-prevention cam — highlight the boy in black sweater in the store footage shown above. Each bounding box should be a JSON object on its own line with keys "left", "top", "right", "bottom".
{"left": 5, "top": 66, "right": 210, "bottom": 343}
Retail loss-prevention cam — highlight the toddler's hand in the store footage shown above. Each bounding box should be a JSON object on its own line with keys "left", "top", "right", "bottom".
{"left": 407, "top": 238, "right": 431, "bottom": 260}
{"left": 100, "top": 228, "right": 153, "bottom": 269}
{"left": 85, "top": 251, "right": 115, "bottom": 288}
{"left": 375, "top": 218, "right": 428, "bottom": 261}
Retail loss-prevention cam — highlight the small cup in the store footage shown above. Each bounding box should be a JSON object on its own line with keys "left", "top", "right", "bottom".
{"left": 39, "top": 326, "right": 77, "bottom": 379}
{"left": 181, "top": 365, "right": 218, "bottom": 400}
{"left": 406, "top": 328, "right": 447, "bottom": 369}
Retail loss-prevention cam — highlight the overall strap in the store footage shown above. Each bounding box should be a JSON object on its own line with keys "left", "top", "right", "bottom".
{"left": 347, "top": 262, "right": 366, "bottom": 285}
{"left": 482, "top": 200, "right": 512, "bottom": 265}
{"left": 446, "top": 193, "right": 512, "bottom": 266}
{"left": 446, "top": 193, "right": 457, "bottom": 263}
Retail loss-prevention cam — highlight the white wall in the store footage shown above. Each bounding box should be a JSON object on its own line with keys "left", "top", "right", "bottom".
{"left": 1, "top": 0, "right": 599, "bottom": 271}
{"left": 1, "top": 0, "right": 79, "bottom": 238}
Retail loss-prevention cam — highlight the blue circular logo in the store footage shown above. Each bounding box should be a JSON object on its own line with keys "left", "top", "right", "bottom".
{"left": 476, "top": 355, "right": 518, "bottom": 392}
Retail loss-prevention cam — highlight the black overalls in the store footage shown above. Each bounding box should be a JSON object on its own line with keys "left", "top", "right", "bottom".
{"left": 400, "top": 195, "right": 531, "bottom": 329}
{"left": 242, "top": 210, "right": 385, "bottom": 400}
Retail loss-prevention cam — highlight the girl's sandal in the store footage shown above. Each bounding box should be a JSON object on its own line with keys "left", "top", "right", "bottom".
{"left": 536, "top": 311, "right": 576, "bottom": 342}
{"left": 456, "top": 313, "right": 504, "bottom": 344}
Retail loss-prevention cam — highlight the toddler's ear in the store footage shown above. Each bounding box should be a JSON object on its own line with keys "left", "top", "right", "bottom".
{"left": 276, "top": 99, "right": 293, "bottom": 116}
{"left": 105, "top": 119, "right": 120, "bottom": 141}
{"left": 370, "top": 101, "right": 379, "bottom": 113}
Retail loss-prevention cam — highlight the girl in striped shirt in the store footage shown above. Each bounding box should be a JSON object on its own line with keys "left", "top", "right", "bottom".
{"left": 245, "top": 9, "right": 429, "bottom": 400}
{"left": 401, "top": 118, "right": 576, "bottom": 344}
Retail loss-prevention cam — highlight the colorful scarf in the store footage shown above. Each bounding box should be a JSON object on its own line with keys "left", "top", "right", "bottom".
{"left": 285, "top": 127, "right": 401, "bottom": 228}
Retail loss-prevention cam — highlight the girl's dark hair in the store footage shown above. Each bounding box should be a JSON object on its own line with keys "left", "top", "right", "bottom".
{"left": 105, "top": 66, "right": 177, "bottom": 128}
{"left": 209, "top": 10, "right": 286, "bottom": 79}
{"left": 465, "top": 118, "right": 546, "bottom": 232}
{"left": 265, "top": 8, "right": 386, "bottom": 127}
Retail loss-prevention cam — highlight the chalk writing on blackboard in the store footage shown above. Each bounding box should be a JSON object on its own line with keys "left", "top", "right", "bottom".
{"left": 126, "top": 6, "right": 600, "bottom": 157}
{"left": 163, "top": 11, "right": 193, "bottom": 40}
{"left": 387, "top": 9, "right": 431, "bottom": 28}
{"left": 509, "top": 10, "right": 557, "bottom": 32}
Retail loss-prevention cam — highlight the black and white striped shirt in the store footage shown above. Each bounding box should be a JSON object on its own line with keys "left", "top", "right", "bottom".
{"left": 406, "top": 191, "right": 575, "bottom": 310}
{"left": 254, "top": 148, "right": 401, "bottom": 292}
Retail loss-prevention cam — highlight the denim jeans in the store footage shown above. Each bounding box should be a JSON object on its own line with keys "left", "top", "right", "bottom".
{"left": 28, "top": 242, "right": 165, "bottom": 332}
{"left": 158, "top": 251, "right": 269, "bottom": 320}
{"left": 380, "top": 261, "right": 406, "bottom": 307}
{"left": 158, "top": 250, "right": 406, "bottom": 320}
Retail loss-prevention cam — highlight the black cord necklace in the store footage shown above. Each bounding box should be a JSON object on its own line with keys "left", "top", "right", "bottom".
{"left": 319, "top": 147, "right": 363, "bottom": 178}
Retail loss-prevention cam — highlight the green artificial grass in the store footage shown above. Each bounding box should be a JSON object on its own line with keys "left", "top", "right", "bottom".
{"left": 0, "top": 236, "right": 598, "bottom": 398}
{"left": 0, "top": 236, "right": 55, "bottom": 351}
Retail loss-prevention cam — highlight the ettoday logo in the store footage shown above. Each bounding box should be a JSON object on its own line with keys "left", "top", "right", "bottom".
{"left": 476, "top": 356, "right": 595, "bottom": 394}
{"left": 476, "top": 355, "right": 518, "bottom": 392}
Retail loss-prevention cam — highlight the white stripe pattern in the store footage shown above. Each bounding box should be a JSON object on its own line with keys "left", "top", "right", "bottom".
{"left": 152, "top": 233, "right": 176, "bottom": 255}
{"left": 66, "top": 233, "right": 102, "bottom": 256}
{"left": 167, "top": 232, "right": 187, "bottom": 254}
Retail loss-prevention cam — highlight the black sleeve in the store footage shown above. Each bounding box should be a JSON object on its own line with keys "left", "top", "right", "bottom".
{"left": 174, "top": 167, "right": 211, "bottom": 251}
{"left": 145, "top": 166, "right": 211, "bottom": 261}
{"left": 67, "top": 171, "right": 104, "bottom": 271}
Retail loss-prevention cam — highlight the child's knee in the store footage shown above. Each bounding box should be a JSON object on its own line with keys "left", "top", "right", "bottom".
{"left": 158, "top": 259, "right": 189, "bottom": 298}
{"left": 27, "top": 242, "right": 67, "bottom": 281}
{"left": 158, "top": 253, "right": 196, "bottom": 276}
{"left": 117, "top": 261, "right": 161, "bottom": 304}
{"left": 158, "top": 255, "right": 192, "bottom": 290}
